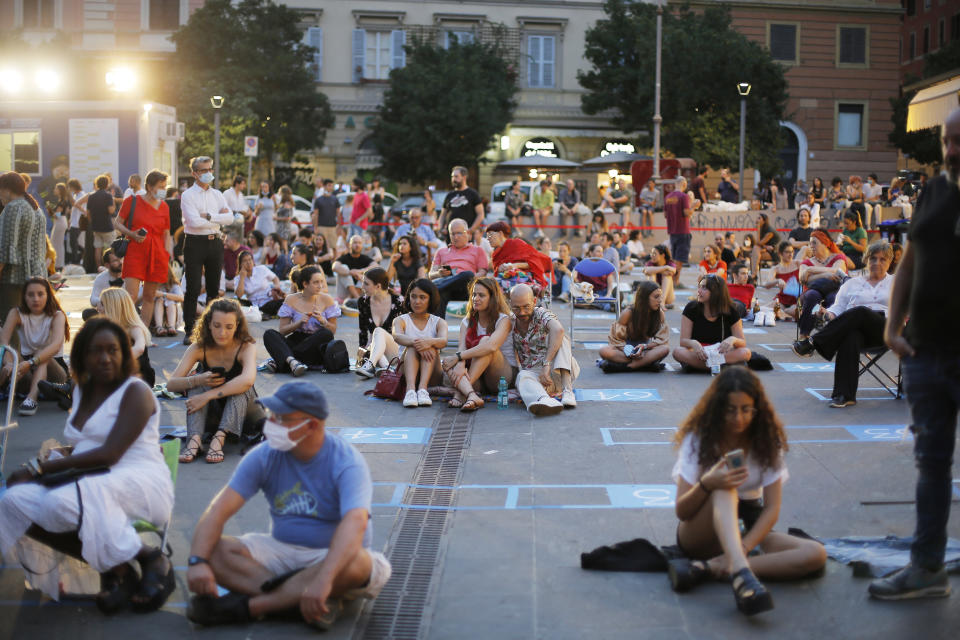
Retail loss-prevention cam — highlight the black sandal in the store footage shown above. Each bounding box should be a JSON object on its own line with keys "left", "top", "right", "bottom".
{"left": 731, "top": 567, "right": 774, "bottom": 616}
{"left": 205, "top": 430, "right": 226, "bottom": 464}
{"left": 131, "top": 548, "right": 176, "bottom": 613}
{"left": 179, "top": 435, "right": 202, "bottom": 463}
{"left": 96, "top": 563, "right": 139, "bottom": 615}
{"left": 667, "top": 558, "right": 711, "bottom": 593}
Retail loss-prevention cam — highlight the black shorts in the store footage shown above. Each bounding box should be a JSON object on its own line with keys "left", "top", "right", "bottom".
{"left": 676, "top": 497, "right": 765, "bottom": 555}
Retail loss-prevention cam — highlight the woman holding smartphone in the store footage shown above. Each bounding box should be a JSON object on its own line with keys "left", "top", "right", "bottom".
{"left": 166, "top": 298, "right": 258, "bottom": 464}
{"left": 668, "top": 367, "right": 826, "bottom": 616}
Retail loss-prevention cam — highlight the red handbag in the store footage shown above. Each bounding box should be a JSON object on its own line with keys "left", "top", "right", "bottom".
{"left": 372, "top": 357, "right": 407, "bottom": 400}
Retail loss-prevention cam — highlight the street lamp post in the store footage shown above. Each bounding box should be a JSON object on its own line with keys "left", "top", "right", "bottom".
{"left": 737, "top": 82, "right": 751, "bottom": 201}
{"left": 652, "top": 1, "right": 664, "bottom": 203}
{"left": 211, "top": 95, "right": 224, "bottom": 182}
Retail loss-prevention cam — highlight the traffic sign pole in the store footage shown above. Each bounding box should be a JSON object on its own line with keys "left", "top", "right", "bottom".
{"left": 243, "top": 136, "right": 259, "bottom": 195}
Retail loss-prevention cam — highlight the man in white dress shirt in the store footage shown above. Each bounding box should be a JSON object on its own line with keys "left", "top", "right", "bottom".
{"left": 222, "top": 174, "right": 250, "bottom": 239}
{"left": 181, "top": 156, "right": 238, "bottom": 343}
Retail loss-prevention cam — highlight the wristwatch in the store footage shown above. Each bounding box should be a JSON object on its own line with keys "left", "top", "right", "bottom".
{"left": 456, "top": 351, "right": 462, "bottom": 362}
{"left": 188, "top": 555, "right": 209, "bottom": 567}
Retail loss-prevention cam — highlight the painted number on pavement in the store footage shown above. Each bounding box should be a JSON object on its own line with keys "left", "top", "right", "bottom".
{"left": 779, "top": 362, "right": 835, "bottom": 372}
{"left": 606, "top": 484, "right": 676, "bottom": 508}
{"left": 844, "top": 426, "right": 912, "bottom": 442}
{"left": 575, "top": 389, "right": 662, "bottom": 402}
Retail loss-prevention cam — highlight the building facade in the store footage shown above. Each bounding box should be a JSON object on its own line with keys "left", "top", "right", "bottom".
{"left": 899, "top": 0, "right": 960, "bottom": 81}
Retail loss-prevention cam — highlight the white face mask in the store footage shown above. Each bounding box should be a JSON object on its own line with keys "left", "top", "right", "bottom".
{"left": 262, "top": 419, "right": 309, "bottom": 451}
{"left": 197, "top": 171, "right": 214, "bottom": 185}
{"left": 154, "top": 188, "right": 165, "bottom": 200}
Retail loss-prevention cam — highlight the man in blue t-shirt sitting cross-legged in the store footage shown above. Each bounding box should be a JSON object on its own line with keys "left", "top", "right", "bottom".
{"left": 185, "top": 382, "right": 391, "bottom": 630}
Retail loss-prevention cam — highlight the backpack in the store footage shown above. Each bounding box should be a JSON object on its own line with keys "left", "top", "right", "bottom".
{"left": 320, "top": 339, "right": 350, "bottom": 373}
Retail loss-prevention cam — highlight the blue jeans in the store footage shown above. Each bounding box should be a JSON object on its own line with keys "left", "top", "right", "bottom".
{"left": 904, "top": 349, "right": 960, "bottom": 570}
{"left": 551, "top": 274, "right": 572, "bottom": 297}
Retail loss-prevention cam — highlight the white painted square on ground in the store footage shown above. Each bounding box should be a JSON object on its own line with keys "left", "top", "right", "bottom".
{"left": 780, "top": 362, "right": 834, "bottom": 372}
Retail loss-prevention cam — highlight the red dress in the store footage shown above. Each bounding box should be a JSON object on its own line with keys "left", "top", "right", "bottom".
{"left": 118, "top": 196, "right": 170, "bottom": 283}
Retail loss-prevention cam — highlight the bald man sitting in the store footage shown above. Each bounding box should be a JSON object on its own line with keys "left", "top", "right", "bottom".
{"left": 508, "top": 285, "right": 579, "bottom": 415}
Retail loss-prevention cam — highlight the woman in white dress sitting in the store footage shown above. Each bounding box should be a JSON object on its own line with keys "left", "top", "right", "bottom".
{"left": 0, "top": 318, "right": 175, "bottom": 614}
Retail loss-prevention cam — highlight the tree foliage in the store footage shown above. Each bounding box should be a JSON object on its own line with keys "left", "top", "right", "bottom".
{"left": 372, "top": 37, "right": 518, "bottom": 184}
{"left": 578, "top": 1, "right": 789, "bottom": 176}
{"left": 169, "top": 0, "right": 333, "bottom": 179}
{"left": 888, "top": 39, "right": 960, "bottom": 167}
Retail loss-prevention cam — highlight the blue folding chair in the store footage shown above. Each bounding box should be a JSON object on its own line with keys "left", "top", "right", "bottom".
{"left": 569, "top": 258, "right": 620, "bottom": 342}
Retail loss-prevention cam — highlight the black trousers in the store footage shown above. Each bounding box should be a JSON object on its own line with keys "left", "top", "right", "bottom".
{"left": 263, "top": 328, "right": 334, "bottom": 372}
{"left": 183, "top": 234, "right": 224, "bottom": 333}
{"left": 68, "top": 228, "right": 82, "bottom": 264}
{"left": 811, "top": 306, "right": 885, "bottom": 400}
{"left": 433, "top": 271, "right": 474, "bottom": 318}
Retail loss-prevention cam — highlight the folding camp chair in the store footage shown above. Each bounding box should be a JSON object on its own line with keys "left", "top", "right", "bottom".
{"left": 0, "top": 346, "right": 19, "bottom": 481}
{"left": 859, "top": 346, "right": 902, "bottom": 399}
{"left": 569, "top": 258, "right": 620, "bottom": 343}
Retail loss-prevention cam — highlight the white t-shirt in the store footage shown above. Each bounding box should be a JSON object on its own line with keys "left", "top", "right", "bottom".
{"left": 70, "top": 190, "right": 86, "bottom": 228}
{"left": 461, "top": 312, "right": 516, "bottom": 367}
{"left": 234, "top": 264, "right": 276, "bottom": 306}
{"left": 671, "top": 433, "right": 788, "bottom": 501}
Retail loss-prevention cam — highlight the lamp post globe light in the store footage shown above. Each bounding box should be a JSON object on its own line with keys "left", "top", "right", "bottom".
{"left": 211, "top": 95, "right": 224, "bottom": 183}
{"left": 737, "top": 82, "right": 751, "bottom": 201}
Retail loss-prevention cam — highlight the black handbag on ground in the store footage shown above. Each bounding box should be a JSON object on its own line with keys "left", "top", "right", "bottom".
{"left": 110, "top": 195, "right": 138, "bottom": 258}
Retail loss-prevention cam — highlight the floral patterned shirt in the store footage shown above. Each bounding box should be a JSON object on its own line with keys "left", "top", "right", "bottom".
{"left": 511, "top": 307, "right": 558, "bottom": 369}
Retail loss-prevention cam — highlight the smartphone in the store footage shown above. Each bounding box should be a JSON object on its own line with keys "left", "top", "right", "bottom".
{"left": 725, "top": 449, "right": 745, "bottom": 470}
{"left": 209, "top": 366, "right": 226, "bottom": 377}
{"left": 441, "top": 264, "right": 452, "bottom": 272}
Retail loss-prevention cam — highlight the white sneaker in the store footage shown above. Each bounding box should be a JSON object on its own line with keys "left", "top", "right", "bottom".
{"left": 417, "top": 389, "right": 432, "bottom": 406}
{"left": 529, "top": 396, "right": 563, "bottom": 416}
{"left": 561, "top": 389, "right": 577, "bottom": 408}
{"left": 765, "top": 313, "right": 776, "bottom": 327}
{"left": 355, "top": 359, "right": 376, "bottom": 379}
{"left": 403, "top": 389, "right": 419, "bottom": 407}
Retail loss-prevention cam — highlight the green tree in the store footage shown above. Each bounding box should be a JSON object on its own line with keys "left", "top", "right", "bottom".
{"left": 372, "top": 37, "right": 518, "bottom": 184}
{"left": 578, "top": 1, "right": 789, "bottom": 176}
{"left": 169, "top": 0, "right": 333, "bottom": 180}
{"left": 888, "top": 39, "right": 960, "bottom": 167}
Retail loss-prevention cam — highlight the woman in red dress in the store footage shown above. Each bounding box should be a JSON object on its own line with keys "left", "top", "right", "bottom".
{"left": 116, "top": 170, "right": 172, "bottom": 329}
{"left": 485, "top": 221, "right": 552, "bottom": 293}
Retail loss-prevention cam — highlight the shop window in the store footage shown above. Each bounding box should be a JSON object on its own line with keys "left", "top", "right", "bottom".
{"left": 0, "top": 130, "right": 41, "bottom": 174}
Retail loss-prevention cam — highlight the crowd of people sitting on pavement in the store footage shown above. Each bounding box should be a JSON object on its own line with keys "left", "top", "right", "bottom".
{"left": 0, "top": 159, "right": 929, "bottom": 627}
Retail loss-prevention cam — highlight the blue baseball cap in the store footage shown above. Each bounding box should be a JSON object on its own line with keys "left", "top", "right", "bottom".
{"left": 258, "top": 382, "right": 329, "bottom": 420}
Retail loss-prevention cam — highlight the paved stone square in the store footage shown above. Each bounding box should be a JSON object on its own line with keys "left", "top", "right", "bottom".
{"left": 0, "top": 270, "right": 957, "bottom": 639}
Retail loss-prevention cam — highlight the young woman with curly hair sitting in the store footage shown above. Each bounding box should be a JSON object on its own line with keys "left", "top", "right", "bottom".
{"left": 667, "top": 367, "right": 826, "bottom": 616}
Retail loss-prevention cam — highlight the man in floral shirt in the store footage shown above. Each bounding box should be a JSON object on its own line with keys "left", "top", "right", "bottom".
{"left": 509, "top": 284, "right": 579, "bottom": 416}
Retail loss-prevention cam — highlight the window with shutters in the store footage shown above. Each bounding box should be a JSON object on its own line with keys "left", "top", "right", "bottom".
{"left": 527, "top": 35, "right": 556, "bottom": 88}
{"left": 21, "top": 0, "right": 56, "bottom": 28}
{"left": 836, "top": 25, "right": 868, "bottom": 68}
{"left": 767, "top": 23, "right": 799, "bottom": 64}
{"left": 302, "top": 27, "right": 322, "bottom": 82}
{"left": 835, "top": 102, "right": 867, "bottom": 150}
{"left": 444, "top": 30, "right": 475, "bottom": 48}
{"left": 352, "top": 29, "right": 405, "bottom": 82}
{"left": 148, "top": 0, "right": 180, "bottom": 30}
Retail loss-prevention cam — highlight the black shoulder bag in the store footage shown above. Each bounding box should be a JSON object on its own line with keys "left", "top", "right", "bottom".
{"left": 110, "top": 196, "right": 138, "bottom": 258}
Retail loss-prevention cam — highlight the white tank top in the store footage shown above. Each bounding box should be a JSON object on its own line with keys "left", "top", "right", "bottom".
{"left": 399, "top": 313, "right": 441, "bottom": 340}
{"left": 17, "top": 311, "right": 63, "bottom": 358}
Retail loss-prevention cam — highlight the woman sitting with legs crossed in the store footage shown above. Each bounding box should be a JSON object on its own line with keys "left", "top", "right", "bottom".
{"left": 599, "top": 280, "right": 670, "bottom": 372}
{"left": 166, "top": 298, "right": 258, "bottom": 464}
{"left": 667, "top": 367, "right": 826, "bottom": 616}
{"left": 673, "top": 274, "right": 751, "bottom": 371}
{"left": 440, "top": 277, "right": 516, "bottom": 411}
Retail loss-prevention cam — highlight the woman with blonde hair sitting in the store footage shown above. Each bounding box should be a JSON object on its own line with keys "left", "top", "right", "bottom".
{"left": 98, "top": 288, "right": 155, "bottom": 388}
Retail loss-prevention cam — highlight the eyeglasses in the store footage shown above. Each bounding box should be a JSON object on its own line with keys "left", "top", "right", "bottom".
{"left": 450, "top": 230, "right": 468, "bottom": 236}
{"left": 725, "top": 405, "right": 757, "bottom": 417}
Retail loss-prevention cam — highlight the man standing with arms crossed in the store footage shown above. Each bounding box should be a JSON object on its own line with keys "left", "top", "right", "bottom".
{"left": 870, "top": 107, "right": 960, "bottom": 600}
{"left": 181, "top": 156, "right": 239, "bottom": 343}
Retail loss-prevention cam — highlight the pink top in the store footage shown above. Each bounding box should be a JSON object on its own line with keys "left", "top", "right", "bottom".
{"left": 432, "top": 244, "right": 489, "bottom": 275}
{"left": 350, "top": 191, "right": 372, "bottom": 228}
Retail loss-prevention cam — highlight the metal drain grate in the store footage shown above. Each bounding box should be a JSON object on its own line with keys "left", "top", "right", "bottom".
{"left": 356, "top": 410, "right": 474, "bottom": 640}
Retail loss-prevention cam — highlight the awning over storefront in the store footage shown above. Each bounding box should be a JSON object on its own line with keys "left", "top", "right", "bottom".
{"left": 907, "top": 76, "right": 960, "bottom": 132}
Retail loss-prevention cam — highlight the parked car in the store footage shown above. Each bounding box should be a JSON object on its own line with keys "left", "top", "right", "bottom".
{"left": 390, "top": 191, "right": 449, "bottom": 219}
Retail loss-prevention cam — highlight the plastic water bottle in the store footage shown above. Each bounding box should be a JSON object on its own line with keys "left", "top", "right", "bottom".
{"left": 711, "top": 364, "right": 721, "bottom": 376}
{"left": 497, "top": 376, "right": 509, "bottom": 409}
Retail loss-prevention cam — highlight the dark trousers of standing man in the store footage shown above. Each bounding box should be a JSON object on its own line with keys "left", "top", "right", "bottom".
{"left": 903, "top": 350, "right": 960, "bottom": 571}
{"left": 183, "top": 234, "right": 224, "bottom": 334}
{"left": 432, "top": 271, "right": 474, "bottom": 319}
{"left": 809, "top": 306, "right": 885, "bottom": 400}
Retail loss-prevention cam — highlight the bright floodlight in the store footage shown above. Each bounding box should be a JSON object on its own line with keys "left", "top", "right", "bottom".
{"left": 737, "top": 82, "right": 752, "bottom": 96}
{"left": 608, "top": 169, "right": 618, "bottom": 179}
{"left": 210, "top": 95, "right": 224, "bottom": 109}
{"left": 500, "top": 135, "right": 510, "bottom": 151}
{"left": 106, "top": 67, "right": 136, "bottom": 92}
{"left": 0, "top": 69, "right": 24, "bottom": 93}
{"left": 528, "top": 169, "right": 538, "bottom": 179}
{"left": 35, "top": 68, "right": 60, "bottom": 93}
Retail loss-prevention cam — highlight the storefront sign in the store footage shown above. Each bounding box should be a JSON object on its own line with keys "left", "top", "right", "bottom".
{"left": 600, "top": 139, "right": 636, "bottom": 156}
{"left": 523, "top": 137, "right": 559, "bottom": 158}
